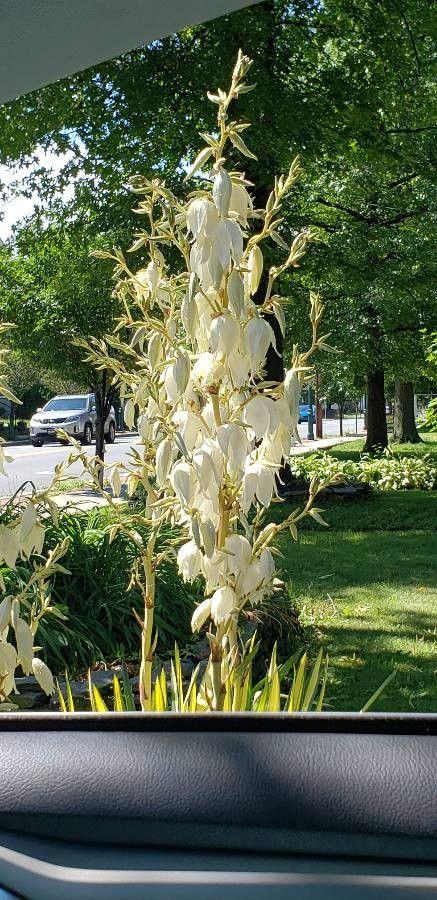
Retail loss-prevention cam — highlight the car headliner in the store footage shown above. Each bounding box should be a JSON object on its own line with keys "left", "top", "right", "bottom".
{"left": 0, "top": 0, "right": 260, "bottom": 105}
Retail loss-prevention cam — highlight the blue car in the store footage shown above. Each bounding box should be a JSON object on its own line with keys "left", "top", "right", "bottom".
{"left": 298, "top": 403, "right": 316, "bottom": 423}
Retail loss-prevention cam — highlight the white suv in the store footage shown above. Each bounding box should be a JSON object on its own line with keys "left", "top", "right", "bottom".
{"left": 29, "top": 393, "right": 116, "bottom": 447}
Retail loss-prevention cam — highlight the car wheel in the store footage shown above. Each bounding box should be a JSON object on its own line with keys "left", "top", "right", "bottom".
{"left": 81, "top": 423, "right": 93, "bottom": 446}
{"left": 31, "top": 439, "right": 43, "bottom": 448}
{"left": 106, "top": 421, "right": 116, "bottom": 444}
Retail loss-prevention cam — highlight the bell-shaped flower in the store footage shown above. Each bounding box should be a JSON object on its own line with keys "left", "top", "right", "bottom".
{"left": 32, "top": 658, "right": 54, "bottom": 695}
{"left": 201, "top": 550, "right": 223, "bottom": 593}
{"left": 192, "top": 446, "right": 219, "bottom": 495}
{"left": 187, "top": 198, "right": 219, "bottom": 239}
{"left": 242, "top": 461, "right": 276, "bottom": 511}
{"left": 177, "top": 540, "right": 202, "bottom": 583}
{"left": 191, "top": 598, "right": 211, "bottom": 632}
{"left": 0, "top": 641, "right": 17, "bottom": 697}
{"left": 15, "top": 617, "right": 34, "bottom": 675}
{"left": 228, "top": 350, "right": 251, "bottom": 388}
{"left": 156, "top": 437, "right": 173, "bottom": 486}
{"left": 224, "top": 534, "right": 252, "bottom": 577}
{"left": 229, "top": 182, "right": 253, "bottom": 225}
{"left": 210, "top": 313, "right": 240, "bottom": 356}
{"left": 191, "top": 352, "right": 224, "bottom": 388}
{"left": 172, "top": 410, "right": 201, "bottom": 453}
{"left": 227, "top": 269, "right": 245, "bottom": 317}
{"left": 225, "top": 219, "right": 244, "bottom": 263}
{"left": 238, "top": 558, "right": 263, "bottom": 597}
{"left": 217, "top": 423, "right": 249, "bottom": 472}
{"left": 243, "top": 395, "right": 275, "bottom": 441}
{"left": 199, "top": 518, "right": 216, "bottom": 558}
{"left": 170, "top": 461, "right": 196, "bottom": 507}
{"left": 0, "top": 597, "right": 11, "bottom": 632}
{"left": 244, "top": 317, "right": 276, "bottom": 370}
{"left": 210, "top": 585, "right": 237, "bottom": 624}
{"left": 247, "top": 245, "right": 263, "bottom": 295}
{"left": 212, "top": 168, "right": 232, "bottom": 217}
{"left": 259, "top": 548, "right": 275, "bottom": 584}
{"left": 164, "top": 351, "right": 191, "bottom": 402}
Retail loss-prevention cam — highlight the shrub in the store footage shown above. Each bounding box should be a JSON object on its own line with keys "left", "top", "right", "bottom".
{"left": 290, "top": 448, "right": 437, "bottom": 492}
{"left": 38, "top": 510, "right": 197, "bottom": 673}
{"left": 418, "top": 397, "right": 437, "bottom": 433}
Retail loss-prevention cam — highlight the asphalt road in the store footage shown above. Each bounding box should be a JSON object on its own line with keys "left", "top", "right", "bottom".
{"left": 0, "top": 418, "right": 364, "bottom": 497}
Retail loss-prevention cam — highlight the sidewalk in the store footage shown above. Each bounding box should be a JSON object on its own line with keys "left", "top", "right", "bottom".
{"left": 54, "top": 433, "right": 362, "bottom": 512}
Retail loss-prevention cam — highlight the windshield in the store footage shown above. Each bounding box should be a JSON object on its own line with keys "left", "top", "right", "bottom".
{"left": 43, "top": 397, "right": 88, "bottom": 412}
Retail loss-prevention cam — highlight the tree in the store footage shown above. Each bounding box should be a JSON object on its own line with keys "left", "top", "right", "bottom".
{"left": 0, "top": 0, "right": 434, "bottom": 453}
{"left": 0, "top": 217, "right": 121, "bottom": 465}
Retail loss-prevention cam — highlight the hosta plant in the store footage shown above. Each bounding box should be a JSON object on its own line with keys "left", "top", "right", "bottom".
{"left": 68, "top": 52, "right": 340, "bottom": 712}
{"left": 291, "top": 448, "right": 437, "bottom": 492}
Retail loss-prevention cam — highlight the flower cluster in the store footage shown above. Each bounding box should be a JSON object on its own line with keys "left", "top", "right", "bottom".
{"left": 87, "top": 52, "right": 330, "bottom": 709}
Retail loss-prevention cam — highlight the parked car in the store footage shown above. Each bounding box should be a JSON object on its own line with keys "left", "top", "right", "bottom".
{"left": 298, "top": 403, "right": 316, "bottom": 423}
{"left": 29, "top": 394, "right": 116, "bottom": 447}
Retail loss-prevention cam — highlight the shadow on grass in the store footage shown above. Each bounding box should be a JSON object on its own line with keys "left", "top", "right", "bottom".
{"left": 276, "top": 527, "right": 436, "bottom": 713}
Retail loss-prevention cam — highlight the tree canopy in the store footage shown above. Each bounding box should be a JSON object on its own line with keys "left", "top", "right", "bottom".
{"left": 0, "top": 0, "right": 435, "bottom": 447}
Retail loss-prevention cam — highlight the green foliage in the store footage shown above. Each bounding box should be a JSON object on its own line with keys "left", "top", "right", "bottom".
{"left": 290, "top": 447, "right": 437, "bottom": 492}
{"left": 275, "top": 495, "right": 437, "bottom": 713}
{"left": 57, "top": 643, "right": 330, "bottom": 713}
{"left": 418, "top": 397, "right": 437, "bottom": 432}
{"left": 29, "top": 510, "right": 196, "bottom": 673}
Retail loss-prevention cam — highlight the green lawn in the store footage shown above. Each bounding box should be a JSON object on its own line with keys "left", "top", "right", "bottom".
{"left": 276, "top": 484, "right": 437, "bottom": 713}
{"left": 328, "top": 432, "right": 437, "bottom": 463}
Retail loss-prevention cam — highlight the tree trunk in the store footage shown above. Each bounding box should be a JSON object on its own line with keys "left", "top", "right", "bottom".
{"left": 363, "top": 369, "right": 388, "bottom": 451}
{"left": 339, "top": 401, "right": 344, "bottom": 437}
{"left": 94, "top": 370, "right": 115, "bottom": 487}
{"left": 392, "top": 380, "right": 421, "bottom": 444}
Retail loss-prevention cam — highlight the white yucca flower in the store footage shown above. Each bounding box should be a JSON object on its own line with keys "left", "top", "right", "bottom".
{"left": 0, "top": 641, "right": 17, "bottom": 697}
{"left": 192, "top": 446, "right": 219, "bottom": 494}
{"left": 243, "top": 395, "right": 279, "bottom": 441}
{"left": 216, "top": 424, "right": 249, "bottom": 472}
{"left": 156, "top": 437, "right": 173, "bottom": 486}
{"left": 201, "top": 550, "right": 223, "bottom": 593}
{"left": 32, "top": 657, "right": 54, "bottom": 695}
{"left": 199, "top": 518, "right": 216, "bottom": 558}
{"left": 21, "top": 522, "right": 46, "bottom": 559}
{"left": 212, "top": 168, "right": 233, "bottom": 217}
{"left": 170, "top": 461, "right": 196, "bottom": 506}
{"left": 0, "top": 597, "right": 11, "bottom": 632}
{"left": 164, "top": 351, "right": 191, "bottom": 401}
{"left": 227, "top": 269, "right": 245, "bottom": 317}
{"left": 191, "top": 597, "right": 212, "bottom": 632}
{"left": 191, "top": 352, "right": 224, "bottom": 388}
{"left": 247, "top": 245, "right": 263, "bottom": 295}
{"left": 210, "top": 313, "right": 240, "bottom": 355}
{"left": 15, "top": 617, "right": 34, "bottom": 675}
{"left": 229, "top": 182, "right": 253, "bottom": 225}
{"left": 228, "top": 350, "right": 251, "bottom": 388}
{"left": 177, "top": 540, "right": 202, "bottom": 582}
{"left": 242, "top": 461, "right": 276, "bottom": 511}
{"left": 186, "top": 198, "right": 219, "bottom": 239}
{"left": 210, "top": 585, "right": 237, "bottom": 624}
{"left": 243, "top": 317, "right": 276, "bottom": 369}
{"left": 224, "top": 533, "right": 252, "bottom": 577}
{"left": 172, "top": 410, "right": 202, "bottom": 453}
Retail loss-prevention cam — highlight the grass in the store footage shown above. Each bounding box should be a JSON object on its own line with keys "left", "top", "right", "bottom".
{"left": 276, "top": 486, "right": 436, "bottom": 713}
{"left": 327, "top": 432, "right": 437, "bottom": 463}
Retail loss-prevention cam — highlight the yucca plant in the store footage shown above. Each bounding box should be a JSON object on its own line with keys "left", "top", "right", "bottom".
{"left": 57, "top": 640, "right": 329, "bottom": 713}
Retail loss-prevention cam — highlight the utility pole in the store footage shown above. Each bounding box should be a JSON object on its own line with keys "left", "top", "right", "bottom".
{"left": 315, "top": 369, "right": 323, "bottom": 439}
{"left": 307, "top": 383, "right": 315, "bottom": 441}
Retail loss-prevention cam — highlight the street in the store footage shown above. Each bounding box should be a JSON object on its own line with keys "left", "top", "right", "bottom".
{"left": 0, "top": 417, "right": 364, "bottom": 497}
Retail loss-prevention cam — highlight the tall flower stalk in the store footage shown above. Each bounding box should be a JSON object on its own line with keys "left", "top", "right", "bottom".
{"left": 85, "top": 52, "right": 337, "bottom": 710}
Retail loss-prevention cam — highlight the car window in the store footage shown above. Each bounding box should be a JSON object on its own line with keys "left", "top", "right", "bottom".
{"left": 43, "top": 397, "right": 88, "bottom": 411}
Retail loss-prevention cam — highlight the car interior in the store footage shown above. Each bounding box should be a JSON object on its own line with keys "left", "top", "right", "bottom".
{"left": 0, "top": 3, "right": 435, "bottom": 898}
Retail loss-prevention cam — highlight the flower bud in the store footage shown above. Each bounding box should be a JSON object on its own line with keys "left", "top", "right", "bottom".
{"left": 247, "top": 245, "right": 263, "bottom": 295}
{"left": 148, "top": 332, "right": 162, "bottom": 370}
{"left": 227, "top": 270, "right": 245, "bottom": 317}
{"left": 213, "top": 168, "right": 232, "bottom": 217}
{"left": 156, "top": 437, "right": 173, "bottom": 486}
{"left": 32, "top": 658, "right": 54, "bottom": 695}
